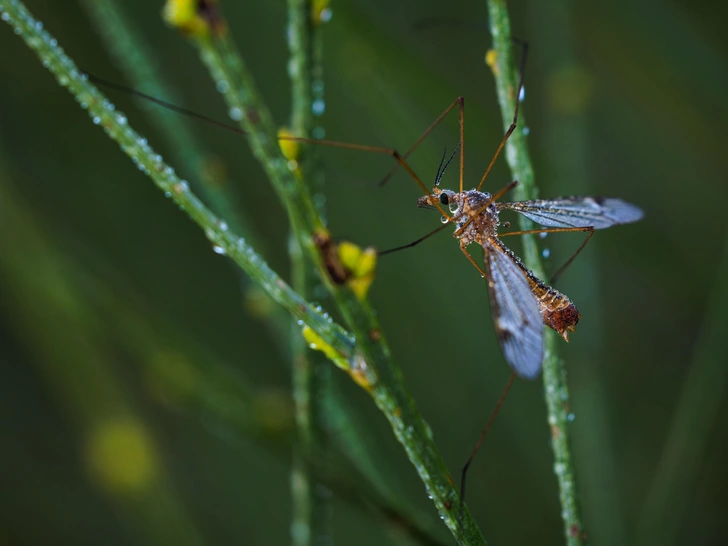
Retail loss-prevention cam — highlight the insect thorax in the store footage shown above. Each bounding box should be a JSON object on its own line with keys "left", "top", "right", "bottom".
{"left": 451, "top": 189, "right": 499, "bottom": 246}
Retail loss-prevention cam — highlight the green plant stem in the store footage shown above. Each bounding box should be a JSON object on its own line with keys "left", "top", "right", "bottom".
{"left": 182, "top": 11, "right": 487, "bottom": 546}
{"left": 287, "top": 1, "right": 331, "bottom": 544}
{"left": 0, "top": 0, "right": 354, "bottom": 366}
{"left": 77, "top": 0, "right": 288, "bottom": 343}
{"left": 486, "top": 1, "right": 586, "bottom": 544}
{"left": 2, "top": 1, "right": 484, "bottom": 541}
{"left": 78, "top": 0, "right": 251, "bottom": 242}
{"left": 0, "top": 140, "right": 447, "bottom": 546}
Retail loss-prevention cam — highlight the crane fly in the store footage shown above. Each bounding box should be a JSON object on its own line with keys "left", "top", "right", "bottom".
{"left": 86, "top": 43, "right": 643, "bottom": 379}
{"left": 414, "top": 186, "right": 642, "bottom": 379}
{"left": 296, "top": 42, "right": 644, "bottom": 379}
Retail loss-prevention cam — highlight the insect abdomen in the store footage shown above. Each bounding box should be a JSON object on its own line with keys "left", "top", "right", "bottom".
{"left": 534, "top": 287, "right": 580, "bottom": 341}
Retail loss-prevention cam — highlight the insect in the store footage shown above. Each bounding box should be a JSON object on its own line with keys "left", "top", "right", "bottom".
{"left": 343, "top": 42, "right": 643, "bottom": 380}
{"left": 412, "top": 167, "right": 643, "bottom": 379}
{"left": 87, "top": 43, "right": 642, "bottom": 379}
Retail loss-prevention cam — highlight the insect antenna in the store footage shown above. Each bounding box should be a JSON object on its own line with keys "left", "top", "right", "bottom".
{"left": 434, "top": 142, "right": 461, "bottom": 187}
{"left": 459, "top": 371, "right": 517, "bottom": 519}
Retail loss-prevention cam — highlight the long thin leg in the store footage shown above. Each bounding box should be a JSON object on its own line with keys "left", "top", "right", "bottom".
{"left": 454, "top": 180, "right": 519, "bottom": 238}
{"left": 280, "top": 136, "right": 452, "bottom": 220}
{"left": 475, "top": 40, "right": 529, "bottom": 192}
{"left": 378, "top": 223, "right": 450, "bottom": 256}
{"left": 85, "top": 71, "right": 453, "bottom": 219}
{"left": 498, "top": 226, "right": 595, "bottom": 284}
{"left": 377, "top": 97, "right": 465, "bottom": 188}
{"left": 459, "top": 372, "right": 517, "bottom": 518}
{"left": 460, "top": 244, "right": 488, "bottom": 278}
{"left": 459, "top": 95, "right": 465, "bottom": 193}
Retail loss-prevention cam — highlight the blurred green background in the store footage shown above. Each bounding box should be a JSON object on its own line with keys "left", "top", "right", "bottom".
{"left": 1, "top": 0, "right": 727, "bottom": 544}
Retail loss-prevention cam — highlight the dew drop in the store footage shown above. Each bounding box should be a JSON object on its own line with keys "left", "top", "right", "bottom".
{"left": 522, "top": 126, "right": 530, "bottom": 136}
{"left": 567, "top": 412, "right": 575, "bottom": 422}
{"left": 92, "top": 116, "right": 101, "bottom": 125}
{"left": 519, "top": 85, "right": 526, "bottom": 102}
{"left": 216, "top": 80, "right": 229, "bottom": 93}
{"left": 219, "top": 221, "right": 228, "bottom": 232}
{"left": 312, "top": 98, "right": 326, "bottom": 116}
{"left": 212, "top": 245, "right": 226, "bottom": 255}
{"left": 319, "top": 8, "right": 333, "bottom": 23}
{"left": 164, "top": 191, "right": 171, "bottom": 198}
{"left": 312, "top": 126, "right": 325, "bottom": 139}
{"left": 116, "top": 114, "right": 127, "bottom": 125}
{"left": 1, "top": 12, "right": 10, "bottom": 22}
{"left": 542, "top": 248, "right": 550, "bottom": 259}
{"left": 539, "top": 232, "right": 548, "bottom": 239}
{"left": 228, "top": 106, "right": 243, "bottom": 121}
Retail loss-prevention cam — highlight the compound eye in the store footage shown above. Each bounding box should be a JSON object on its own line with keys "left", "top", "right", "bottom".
{"left": 439, "top": 193, "right": 449, "bottom": 205}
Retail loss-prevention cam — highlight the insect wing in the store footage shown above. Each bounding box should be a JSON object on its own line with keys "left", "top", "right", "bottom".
{"left": 483, "top": 239, "right": 543, "bottom": 379}
{"left": 499, "top": 197, "right": 643, "bottom": 229}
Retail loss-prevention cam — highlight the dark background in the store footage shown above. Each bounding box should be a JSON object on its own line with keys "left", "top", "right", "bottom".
{"left": 1, "top": 0, "right": 727, "bottom": 545}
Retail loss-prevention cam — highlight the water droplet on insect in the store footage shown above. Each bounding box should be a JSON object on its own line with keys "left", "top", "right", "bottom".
{"left": 440, "top": 216, "right": 449, "bottom": 224}
{"left": 448, "top": 202, "right": 458, "bottom": 213}
{"left": 542, "top": 248, "right": 550, "bottom": 259}
{"left": 212, "top": 245, "right": 226, "bottom": 255}
{"left": 228, "top": 106, "right": 243, "bottom": 121}
{"left": 312, "top": 98, "right": 326, "bottom": 116}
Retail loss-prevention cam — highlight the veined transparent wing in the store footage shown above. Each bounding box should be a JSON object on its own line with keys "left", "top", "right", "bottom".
{"left": 498, "top": 196, "right": 643, "bottom": 229}
{"left": 483, "top": 238, "right": 544, "bottom": 379}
